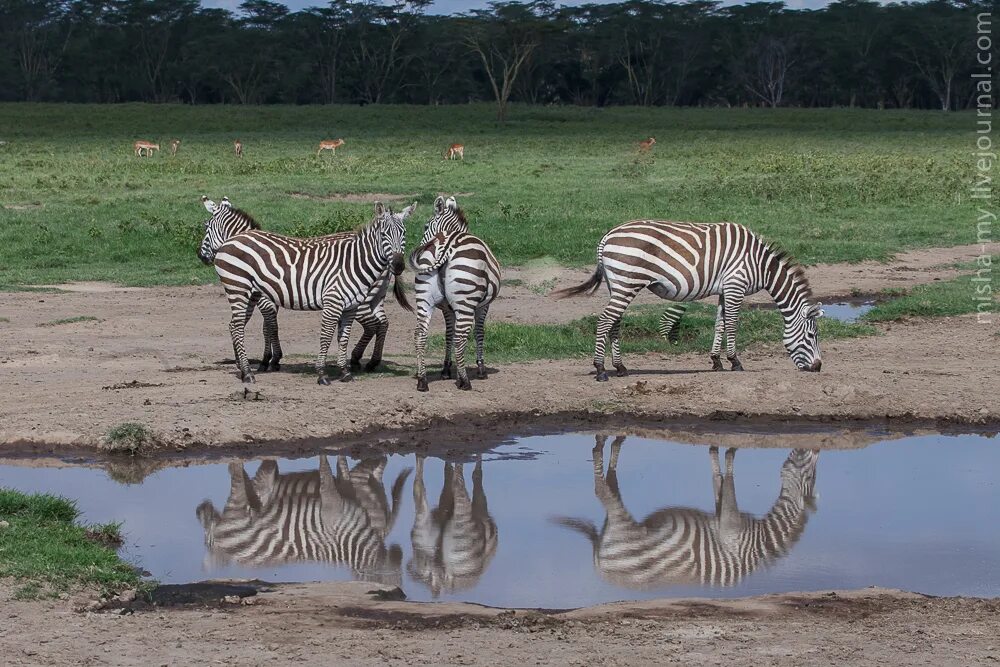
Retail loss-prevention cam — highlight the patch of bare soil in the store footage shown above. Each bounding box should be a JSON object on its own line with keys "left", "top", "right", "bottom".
{"left": 289, "top": 191, "right": 417, "bottom": 203}
{"left": 3, "top": 202, "right": 44, "bottom": 211}
{"left": 0, "top": 245, "right": 996, "bottom": 452}
{"left": 1, "top": 581, "right": 997, "bottom": 666}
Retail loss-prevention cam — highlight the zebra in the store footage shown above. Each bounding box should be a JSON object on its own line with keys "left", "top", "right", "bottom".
{"left": 409, "top": 196, "right": 501, "bottom": 391}
{"left": 197, "top": 196, "right": 411, "bottom": 375}
{"left": 213, "top": 200, "right": 415, "bottom": 387}
{"left": 554, "top": 435, "right": 818, "bottom": 589}
{"left": 408, "top": 454, "right": 498, "bottom": 597}
{"left": 552, "top": 221, "right": 824, "bottom": 380}
{"left": 196, "top": 455, "right": 412, "bottom": 585}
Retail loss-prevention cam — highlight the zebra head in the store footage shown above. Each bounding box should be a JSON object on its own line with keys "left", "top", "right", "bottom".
{"left": 418, "top": 195, "right": 470, "bottom": 246}
{"left": 372, "top": 201, "right": 415, "bottom": 276}
{"left": 197, "top": 195, "right": 256, "bottom": 265}
{"left": 784, "top": 301, "right": 824, "bottom": 372}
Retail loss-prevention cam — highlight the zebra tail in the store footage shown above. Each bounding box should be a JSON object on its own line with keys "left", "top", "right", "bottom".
{"left": 551, "top": 265, "right": 604, "bottom": 299}
{"left": 387, "top": 466, "right": 414, "bottom": 530}
{"left": 392, "top": 274, "right": 414, "bottom": 313}
{"left": 552, "top": 516, "right": 600, "bottom": 546}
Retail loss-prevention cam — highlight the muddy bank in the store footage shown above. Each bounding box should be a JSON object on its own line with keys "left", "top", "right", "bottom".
{"left": 2, "top": 581, "right": 997, "bottom": 666}
{"left": 0, "top": 242, "right": 996, "bottom": 452}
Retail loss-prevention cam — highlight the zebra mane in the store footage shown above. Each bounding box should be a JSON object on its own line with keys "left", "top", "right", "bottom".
{"left": 230, "top": 208, "right": 261, "bottom": 230}
{"left": 766, "top": 242, "right": 813, "bottom": 299}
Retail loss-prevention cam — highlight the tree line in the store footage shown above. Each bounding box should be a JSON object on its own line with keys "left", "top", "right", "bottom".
{"left": 0, "top": 0, "right": 993, "bottom": 115}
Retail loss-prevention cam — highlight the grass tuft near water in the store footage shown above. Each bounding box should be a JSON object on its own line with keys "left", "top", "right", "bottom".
{"left": 0, "top": 489, "right": 139, "bottom": 598}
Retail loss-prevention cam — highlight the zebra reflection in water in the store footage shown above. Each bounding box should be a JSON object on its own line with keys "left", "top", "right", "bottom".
{"left": 555, "top": 435, "right": 818, "bottom": 589}
{"left": 196, "top": 456, "right": 411, "bottom": 585}
{"left": 408, "top": 455, "right": 498, "bottom": 597}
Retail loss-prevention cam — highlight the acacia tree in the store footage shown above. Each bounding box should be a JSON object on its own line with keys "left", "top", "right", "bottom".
{"left": 899, "top": 0, "right": 972, "bottom": 111}
{"left": 463, "top": 1, "right": 546, "bottom": 121}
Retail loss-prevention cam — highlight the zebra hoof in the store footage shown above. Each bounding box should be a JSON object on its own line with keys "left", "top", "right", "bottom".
{"left": 416, "top": 377, "right": 429, "bottom": 392}
{"left": 256, "top": 362, "right": 270, "bottom": 373}
{"left": 364, "top": 359, "right": 381, "bottom": 372}
{"left": 711, "top": 357, "right": 724, "bottom": 371}
{"left": 614, "top": 364, "right": 628, "bottom": 377}
{"left": 339, "top": 372, "right": 354, "bottom": 383}
{"left": 350, "top": 359, "right": 362, "bottom": 371}
{"left": 456, "top": 377, "right": 472, "bottom": 390}
{"left": 730, "top": 359, "right": 744, "bottom": 371}
{"left": 476, "top": 363, "right": 487, "bottom": 380}
{"left": 440, "top": 364, "right": 453, "bottom": 380}
{"left": 268, "top": 361, "right": 281, "bottom": 372}
{"left": 595, "top": 371, "right": 609, "bottom": 382}
{"left": 318, "top": 376, "right": 332, "bottom": 386}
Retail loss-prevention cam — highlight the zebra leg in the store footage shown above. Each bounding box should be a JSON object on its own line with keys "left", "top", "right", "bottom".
{"left": 718, "top": 448, "right": 741, "bottom": 537}
{"left": 364, "top": 305, "right": 390, "bottom": 372}
{"left": 260, "top": 298, "right": 282, "bottom": 371}
{"left": 440, "top": 304, "right": 456, "bottom": 379}
{"left": 350, "top": 307, "right": 379, "bottom": 371}
{"left": 474, "top": 304, "right": 489, "bottom": 379}
{"left": 453, "top": 311, "right": 475, "bottom": 390}
{"left": 710, "top": 300, "right": 726, "bottom": 371}
{"left": 593, "top": 286, "right": 641, "bottom": 381}
{"left": 316, "top": 301, "right": 346, "bottom": 385}
{"left": 710, "top": 446, "right": 723, "bottom": 509}
{"left": 609, "top": 318, "right": 628, "bottom": 377}
{"left": 335, "top": 310, "right": 355, "bottom": 382}
{"left": 722, "top": 291, "right": 745, "bottom": 371}
{"left": 414, "top": 300, "right": 435, "bottom": 392}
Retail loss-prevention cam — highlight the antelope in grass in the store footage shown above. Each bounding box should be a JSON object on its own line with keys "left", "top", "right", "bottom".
{"left": 444, "top": 143, "right": 464, "bottom": 160}
{"left": 170, "top": 139, "right": 181, "bottom": 156}
{"left": 638, "top": 137, "right": 656, "bottom": 152}
{"left": 134, "top": 140, "right": 159, "bottom": 157}
{"left": 317, "top": 139, "right": 345, "bottom": 156}
{"left": 234, "top": 138, "right": 243, "bottom": 157}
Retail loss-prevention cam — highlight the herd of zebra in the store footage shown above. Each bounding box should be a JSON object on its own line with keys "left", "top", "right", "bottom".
{"left": 197, "top": 194, "right": 824, "bottom": 394}
{"left": 196, "top": 438, "right": 818, "bottom": 594}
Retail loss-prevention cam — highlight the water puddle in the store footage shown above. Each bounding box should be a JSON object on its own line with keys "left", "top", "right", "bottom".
{"left": 822, "top": 300, "right": 875, "bottom": 322}
{"left": 1, "top": 431, "right": 997, "bottom": 608}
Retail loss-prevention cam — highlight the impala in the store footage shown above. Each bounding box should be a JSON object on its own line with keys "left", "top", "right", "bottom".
{"left": 444, "top": 143, "right": 464, "bottom": 160}
{"left": 317, "top": 139, "right": 345, "bottom": 156}
{"left": 134, "top": 140, "right": 159, "bottom": 157}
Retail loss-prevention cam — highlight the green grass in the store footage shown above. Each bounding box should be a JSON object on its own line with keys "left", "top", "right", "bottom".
{"left": 0, "top": 488, "right": 139, "bottom": 597}
{"left": 37, "top": 316, "right": 100, "bottom": 327}
{"left": 864, "top": 275, "right": 997, "bottom": 321}
{"left": 0, "top": 104, "right": 978, "bottom": 287}
{"left": 102, "top": 422, "right": 153, "bottom": 455}
{"left": 429, "top": 302, "right": 875, "bottom": 363}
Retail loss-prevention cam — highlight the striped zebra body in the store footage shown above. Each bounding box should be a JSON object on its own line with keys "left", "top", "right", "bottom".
{"left": 213, "top": 201, "right": 415, "bottom": 387}
{"left": 554, "top": 220, "right": 824, "bottom": 379}
{"left": 556, "top": 436, "right": 818, "bottom": 589}
{"left": 410, "top": 196, "right": 501, "bottom": 391}
{"left": 409, "top": 455, "right": 498, "bottom": 597}
{"left": 196, "top": 456, "right": 412, "bottom": 584}
{"left": 197, "top": 196, "right": 407, "bottom": 375}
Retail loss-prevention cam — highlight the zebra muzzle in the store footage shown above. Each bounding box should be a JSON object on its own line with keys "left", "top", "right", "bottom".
{"left": 390, "top": 254, "right": 405, "bottom": 276}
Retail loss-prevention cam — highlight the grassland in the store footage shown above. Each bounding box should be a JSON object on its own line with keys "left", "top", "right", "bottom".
{"left": 0, "top": 488, "right": 139, "bottom": 598}
{"left": 0, "top": 103, "right": 976, "bottom": 287}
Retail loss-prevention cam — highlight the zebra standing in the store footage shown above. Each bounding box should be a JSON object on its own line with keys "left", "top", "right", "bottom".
{"left": 197, "top": 456, "right": 411, "bottom": 584}
{"left": 554, "top": 435, "right": 818, "bottom": 589}
{"left": 197, "top": 196, "right": 410, "bottom": 375}
{"left": 408, "top": 454, "right": 498, "bottom": 597}
{"left": 410, "top": 196, "right": 501, "bottom": 391}
{"left": 553, "top": 221, "right": 824, "bottom": 380}
{"left": 213, "top": 201, "right": 415, "bottom": 387}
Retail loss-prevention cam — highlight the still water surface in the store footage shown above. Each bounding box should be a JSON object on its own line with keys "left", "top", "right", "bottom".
{"left": 0, "top": 432, "right": 996, "bottom": 608}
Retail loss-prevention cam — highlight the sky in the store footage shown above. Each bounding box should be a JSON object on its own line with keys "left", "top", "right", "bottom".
{"left": 202, "top": 0, "right": 841, "bottom": 15}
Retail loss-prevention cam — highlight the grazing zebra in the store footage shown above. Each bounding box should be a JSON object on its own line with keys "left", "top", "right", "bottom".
{"left": 197, "top": 196, "right": 409, "bottom": 375}
{"left": 554, "top": 435, "right": 818, "bottom": 589}
{"left": 197, "top": 456, "right": 412, "bottom": 584}
{"left": 410, "top": 196, "right": 501, "bottom": 391}
{"left": 553, "top": 221, "right": 824, "bottom": 380}
{"left": 408, "top": 455, "right": 498, "bottom": 597}
{"left": 213, "top": 201, "right": 415, "bottom": 387}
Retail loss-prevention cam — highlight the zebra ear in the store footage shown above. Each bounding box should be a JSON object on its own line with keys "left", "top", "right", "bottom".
{"left": 806, "top": 302, "right": 823, "bottom": 319}
{"left": 373, "top": 201, "right": 386, "bottom": 217}
{"left": 434, "top": 196, "right": 446, "bottom": 214}
{"left": 399, "top": 202, "right": 417, "bottom": 221}
{"left": 446, "top": 196, "right": 458, "bottom": 210}
{"left": 201, "top": 196, "right": 217, "bottom": 213}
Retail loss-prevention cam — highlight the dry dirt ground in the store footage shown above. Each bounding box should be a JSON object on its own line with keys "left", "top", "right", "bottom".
{"left": 2, "top": 581, "right": 999, "bottom": 666}
{"left": 0, "top": 243, "right": 996, "bottom": 451}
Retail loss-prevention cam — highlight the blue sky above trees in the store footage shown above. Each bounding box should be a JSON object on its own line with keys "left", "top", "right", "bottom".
{"left": 203, "top": 0, "right": 843, "bottom": 13}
